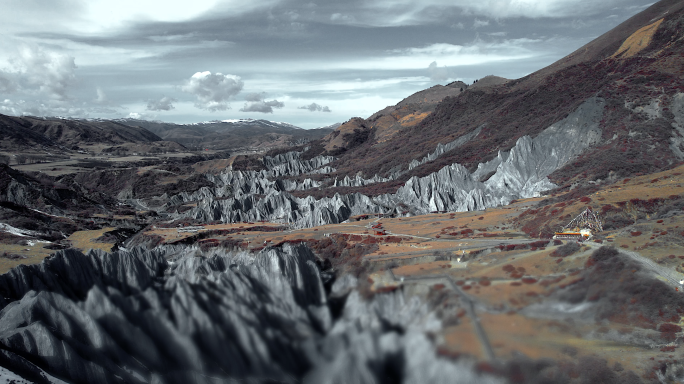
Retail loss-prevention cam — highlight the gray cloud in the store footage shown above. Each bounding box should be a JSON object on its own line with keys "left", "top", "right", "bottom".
{"left": 330, "top": 13, "right": 356, "bottom": 24}
{"left": 299, "top": 103, "right": 331, "bottom": 113}
{"left": 427, "top": 61, "right": 451, "bottom": 82}
{"left": 473, "top": 19, "right": 490, "bottom": 29}
{"left": 92, "top": 87, "right": 124, "bottom": 111}
{"left": 146, "top": 96, "right": 177, "bottom": 111}
{"left": 0, "top": 0, "right": 657, "bottom": 128}
{"left": 0, "top": 98, "right": 87, "bottom": 118}
{"left": 244, "top": 92, "right": 267, "bottom": 102}
{"left": 95, "top": 87, "right": 107, "bottom": 104}
{"left": 240, "top": 99, "right": 284, "bottom": 113}
{"left": 0, "top": 76, "right": 16, "bottom": 93}
{"left": 0, "top": 45, "right": 80, "bottom": 117}
{"left": 9, "top": 45, "right": 76, "bottom": 101}
{"left": 181, "top": 71, "right": 243, "bottom": 111}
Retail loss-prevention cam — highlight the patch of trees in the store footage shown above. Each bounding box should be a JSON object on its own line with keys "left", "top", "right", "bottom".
{"left": 274, "top": 233, "right": 379, "bottom": 277}
{"left": 264, "top": 144, "right": 307, "bottom": 158}
{"left": 131, "top": 172, "right": 214, "bottom": 199}
{"left": 558, "top": 246, "right": 684, "bottom": 329}
{"left": 342, "top": 128, "right": 372, "bottom": 149}
{"left": 551, "top": 242, "right": 580, "bottom": 257}
{"left": 231, "top": 155, "right": 266, "bottom": 171}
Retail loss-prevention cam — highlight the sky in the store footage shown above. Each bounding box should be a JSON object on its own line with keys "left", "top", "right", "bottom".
{"left": 0, "top": 0, "right": 657, "bottom": 129}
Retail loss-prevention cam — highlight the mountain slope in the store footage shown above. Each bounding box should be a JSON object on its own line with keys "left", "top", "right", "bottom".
{"left": 0, "top": 114, "right": 163, "bottom": 150}
{"left": 311, "top": 0, "right": 684, "bottom": 195}
{"left": 321, "top": 81, "right": 468, "bottom": 154}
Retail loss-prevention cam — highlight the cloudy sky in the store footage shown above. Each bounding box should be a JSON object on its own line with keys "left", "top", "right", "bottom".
{"left": 0, "top": 0, "right": 656, "bottom": 129}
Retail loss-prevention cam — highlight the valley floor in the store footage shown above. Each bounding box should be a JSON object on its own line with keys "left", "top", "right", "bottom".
{"left": 2, "top": 164, "right": 684, "bottom": 383}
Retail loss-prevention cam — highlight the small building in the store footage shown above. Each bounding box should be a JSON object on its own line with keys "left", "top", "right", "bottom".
{"left": 553, "top": 208, "right": 602, "bottom": 241}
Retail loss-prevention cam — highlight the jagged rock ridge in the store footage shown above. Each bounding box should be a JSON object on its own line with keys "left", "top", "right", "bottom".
{"left": 174, "top": 97, "right": 605, "bottom": 227}
{"left": 0, "top": 244, "right": 502, "bottom": 384}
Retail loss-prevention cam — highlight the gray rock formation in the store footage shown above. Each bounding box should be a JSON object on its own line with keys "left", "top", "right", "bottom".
{"left": 128, "top": 149, "right": 332, "bottom": 212}
{"left": 669, "top": 93, "right": 684, "bottom": 160}
{"left": 304, "top": 290, "right": 504, "bottom": 384}
{"left": 333, "top": 174, "right": 392, "bottom": 188}
{"left": 0, "top": 244, "right": 326, "bottom": 383}
{"left": 118, "top": 96, "right": 605, "bottom": 228}
{"left": 178, "top": 97, "right": 605, "bottom": 224}
{"left": 390, "top": 97, "right": 604, "bottom": 214}
{"left": 263, "top": 151, "right": 335, "bottom": 177}
{"left": 187, "top": 191, "right": 387, "bottom": 228}
{"left": 408, "top": 125, "right": 484, "bottom": 171}
{"left": 0, "top": 244, "right": 502, "bottom": 384}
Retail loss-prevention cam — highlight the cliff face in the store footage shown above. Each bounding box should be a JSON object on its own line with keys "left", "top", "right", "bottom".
{"left": 0, "top": 244, "right": 501, "bottom": 384}
{"left": 262, "top": 151, "right": 336, "bottom": 177}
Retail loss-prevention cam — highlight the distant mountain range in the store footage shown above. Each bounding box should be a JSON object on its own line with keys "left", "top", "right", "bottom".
{"left": 0, "top": 114, "right": 336, "bottom": 152}
{"left": 117, "top": 118, "right": 335, "bottom": 151}
{"left": 0, "top": 114, "right": 163, "bottom": 150}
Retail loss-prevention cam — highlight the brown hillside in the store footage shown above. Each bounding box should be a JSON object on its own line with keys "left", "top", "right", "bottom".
{"left": 0, "top": 114, "right": 164, "bottom": 150}
{"left": 322, "top": 81, "right": 468, "bottom": 154}
{"left": 528, "top": 0, "right": 684, "bottom": 83}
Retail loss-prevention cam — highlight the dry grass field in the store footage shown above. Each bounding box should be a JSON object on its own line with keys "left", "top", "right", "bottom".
{"left": 0, "top": 241, "right": 55, "bottom": 274}
{"left": 67, "top": 227, "right": 118, "bottom": 253}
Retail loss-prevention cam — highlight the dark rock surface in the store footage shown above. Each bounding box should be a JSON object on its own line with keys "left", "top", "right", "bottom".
{"left": 0, "top": 244, "right": 501, "bottom": 383}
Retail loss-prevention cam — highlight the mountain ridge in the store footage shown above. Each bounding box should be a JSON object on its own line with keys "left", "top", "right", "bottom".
{"left": 300, "top": 0, "right": 684, "bottom": 197}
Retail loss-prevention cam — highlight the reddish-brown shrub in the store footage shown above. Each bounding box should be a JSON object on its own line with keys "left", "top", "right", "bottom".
{"left": 659, "top": 323, "right": 682, "bottom": 333}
